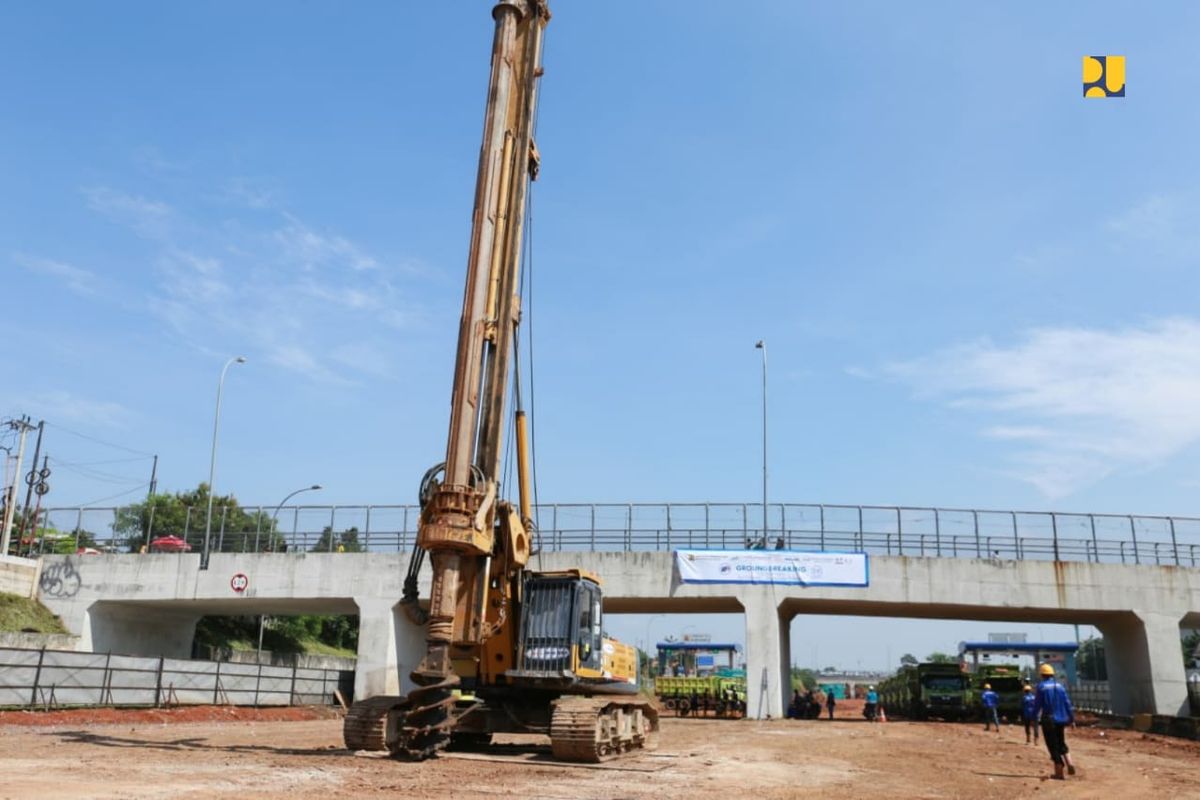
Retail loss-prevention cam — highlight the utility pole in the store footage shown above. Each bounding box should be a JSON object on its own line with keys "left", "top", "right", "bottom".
{"left": 144, "top": 454, "right": 159, "bottom": 553}
{"left": 1, "top": 416, "right": 35, "bottom": 556}
{"left": 24, "top": 454, "right": 50, "bottom": 557}
{"left": 19, "top": 420, "right": 45, "bottom": 540}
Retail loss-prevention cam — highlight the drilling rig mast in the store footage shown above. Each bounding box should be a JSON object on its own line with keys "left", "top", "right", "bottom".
{"left": 343, "top": 0, "right": 658, "bottom": 762}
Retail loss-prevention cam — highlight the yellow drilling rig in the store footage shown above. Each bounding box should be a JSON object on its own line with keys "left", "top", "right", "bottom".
{"left": 343, "top": 0, "right": 658, "bottom": 763}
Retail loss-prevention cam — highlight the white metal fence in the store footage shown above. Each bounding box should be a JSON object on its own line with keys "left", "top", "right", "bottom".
{"left": 0, "top": 647, "right": 353, "bottom": 709}
{"left": 1071, "top": 681, "right": 1112, "bottom": 715}
{"left": 19, "top": 501, "right": 1200, "bottom": 567}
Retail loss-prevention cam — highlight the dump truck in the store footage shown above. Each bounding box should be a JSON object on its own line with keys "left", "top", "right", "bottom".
{"left": 342, "top": 0, "right": 657, "bottom": 762}
{"left": 967, "top": 664, "right": 1026, "bottom": 721}
{"left": 654, "top": 643, "right": 745, "bottom": 717}
{"left": 656, "top": 675, "right": 747, "bottom": 718}
{"left": 879, "top": 662, "right": 970, "bottom": 720}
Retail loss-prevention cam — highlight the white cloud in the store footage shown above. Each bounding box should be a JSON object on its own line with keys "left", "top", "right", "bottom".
{"left": 75, "top": 175, "right": 428, "bottom": 385}
{"left": 4, "top": 390, "right": 131, "bottom": 429}
{"left": 274, "top": 214, "right": 378, "bottom": 272}
{"left": 157, "top": 249, "right": 231, "bottom": 303}
{"left": 329, "top": 341, "right": 392, "bottom": 378}
{"left": 223, "top": 177, "right": 276, "bottom": 210}
{"left": 1106, "top": 193, "right": 1200, "bottom": 260}
{"left": 885, "top": 318, "right": 1200, "bottom": 498}
{"left": 298, "top": 280, "right": 381, "bottom": 311}
{"left": 83, "top": 186, "right": 173, "bottom": 238}
{"left": 13, "top": 253, "right": 99, "bottom": 296}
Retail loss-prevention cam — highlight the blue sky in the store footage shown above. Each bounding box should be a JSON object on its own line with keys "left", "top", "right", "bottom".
{"left": 3, "top": 2, "right": 1197, "bottom": 666}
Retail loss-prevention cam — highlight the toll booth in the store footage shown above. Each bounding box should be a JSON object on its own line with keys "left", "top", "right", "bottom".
{"left": 656, "top": 642, "right": 740, "bottom": 677}
{"left": 958, "top": 641, "right": 1079, "bottom": 684}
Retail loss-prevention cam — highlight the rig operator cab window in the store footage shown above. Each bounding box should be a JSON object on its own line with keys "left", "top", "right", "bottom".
{"left": 578, "top": 580, "right": 603, "bottom": 672}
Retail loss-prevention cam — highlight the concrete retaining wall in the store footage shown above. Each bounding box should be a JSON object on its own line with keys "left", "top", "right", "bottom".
{"left": 195, "top": 645, "right": 356, "bottom": 672}
{"left": 0, "top": 632, "right": 80, "bottom": 650}
{"left": 0, "top": 555, "right": 38, "bottom": 597}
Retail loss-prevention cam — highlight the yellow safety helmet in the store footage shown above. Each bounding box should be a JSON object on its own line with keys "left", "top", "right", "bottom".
{"left": 1039, "top": 663, "right": 1055, "bottom": 676}
{"left": 983, "top": 683, "right": 991, "bottom": 690}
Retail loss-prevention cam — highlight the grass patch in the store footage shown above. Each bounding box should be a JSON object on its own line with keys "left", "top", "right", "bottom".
{"left": 194, "top": 615, "right": 358, "bottom": 659}
{"left": 296, "top": 638, "right": 357, "bottom": 658}
{"left": 0, "top": 592, "right": 68, "bottom": 634}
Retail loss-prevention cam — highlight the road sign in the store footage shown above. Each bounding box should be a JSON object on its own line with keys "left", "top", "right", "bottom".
{"left": 230, "top": 573, "right": 249, "bottom": 593}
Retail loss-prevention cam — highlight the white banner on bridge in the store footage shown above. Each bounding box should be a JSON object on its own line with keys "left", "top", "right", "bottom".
{"left": 675, "top": 550, "right": 869, "bottom": 587}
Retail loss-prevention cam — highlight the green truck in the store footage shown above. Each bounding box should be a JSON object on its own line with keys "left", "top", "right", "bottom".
{"left": 968, "top": 664, "right": 1026, "bottom": 721}
{"left": 654, "top": 674, "right": 746, "bottom": 718}
{"left": 879, "top": 663, "right": 970, "bottom": 720}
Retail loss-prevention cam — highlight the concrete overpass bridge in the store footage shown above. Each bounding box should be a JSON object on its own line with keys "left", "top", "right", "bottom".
{"left": 33, "top": 548, "right": 1200, "bottom": 720}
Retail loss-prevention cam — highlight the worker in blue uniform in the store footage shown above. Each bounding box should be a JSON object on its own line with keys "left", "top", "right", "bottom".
{"left": 980, "top": 683, "right": 1001, "bottom": 731}
{"left": 1020, "top": 684, "right": 1039, "bottom": 744}
{"left": 1033, "top": 663, "right": 1077, "bottom": 780}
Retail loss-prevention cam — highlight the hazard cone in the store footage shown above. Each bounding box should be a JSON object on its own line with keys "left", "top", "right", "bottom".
{"left": 878, "top": 707, "right": 887, "bottom": 723}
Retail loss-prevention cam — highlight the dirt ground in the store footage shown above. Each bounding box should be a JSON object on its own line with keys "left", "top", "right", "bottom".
{"left": 1, "top": 706, "right": 1198, "bottom": 800}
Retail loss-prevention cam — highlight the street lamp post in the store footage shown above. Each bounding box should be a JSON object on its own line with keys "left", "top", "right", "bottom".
{"left": 202, "top": 356, "right": 246, "bottom": 569}
{"left": 755, "top": 340, "right": 768, "bottom": 547}
{"left": 270, "top": 484, "right": 323, "bottom": 552}
{"left": 259, "top": 484, "right": 323, "bottom": 658}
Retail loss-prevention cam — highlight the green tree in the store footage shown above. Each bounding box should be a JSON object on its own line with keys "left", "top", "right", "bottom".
{"left": 900, "top": 653, "right": 918, "bottom": 666}
{"left": 1077, "top": 636, "right": 1107, "bottom": 681}
{"left": 115, "top": 484, "right": 282, "bottom": 553}
{"left": 1183, "top": 630, "right": 1199, "bottom": 667}
{"left": 46, "top": 528, "right": 98, "bottom": 555}
{"left": 4, "top": 507, "right": 45, "bottom": 556}
{"left": 0, "top": 510, "right": 95, "bottom": 556}
{"left": 791, "top": 667, "right": 819, "bottom": 691}
{"left": 310, "top": 526, "right": 363, "bottom": 553}
{"left": 925, "top": 652, "right": 956, "bottom": 664}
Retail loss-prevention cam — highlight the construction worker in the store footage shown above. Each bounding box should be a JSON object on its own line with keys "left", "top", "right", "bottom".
{"left": 1033, "top": 663, "right": 1077, "bottom": 780}
{"left": 825, "top": 690, "right": 837, "bottom": 720}
{"left": 1021, "top": 684, "right": 1039, "bottom": 744}
{"left": 864, "top": 685, "right": 879, "bottom": 722}
{"left": 788, "top": 689, "right": 803, "bottom": 719}
{"left": 981, "top": 683, "right": 1001, "bottom": 731}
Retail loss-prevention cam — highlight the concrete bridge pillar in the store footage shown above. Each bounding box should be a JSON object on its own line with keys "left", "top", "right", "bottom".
{"left": 1100, "top": 610, "right": 1190, "bottom": 716}
{"left": 742, "top": 596, "right": 788, "bottom": 719}
{"left": 353, "top": 597, "right": 424, "bottom": 702}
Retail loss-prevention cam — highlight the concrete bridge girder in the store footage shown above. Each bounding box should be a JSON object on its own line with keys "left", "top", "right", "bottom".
{"left": 33, "top": 551, "right": 1200, "bottom": 719}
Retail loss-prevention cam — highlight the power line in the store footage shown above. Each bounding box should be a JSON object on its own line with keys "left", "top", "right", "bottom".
{"left": 76, "top": 483, "right": 151, "bottom": 508}
{"left": 43, "top": 421, "right": 154, "bottom": 457}
{"left": 48, "top": 457, "right": 147, "bottom": 486}
{"left": 54, "top": 455, "right": 151, "bottom": 467}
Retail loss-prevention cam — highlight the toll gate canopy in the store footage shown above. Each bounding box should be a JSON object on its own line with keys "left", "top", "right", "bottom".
{"left": 656, "top": 642, "right": 741, "bottom": 677}
{"left": 958, "top": 641, "right": 1080, "bottom": 684}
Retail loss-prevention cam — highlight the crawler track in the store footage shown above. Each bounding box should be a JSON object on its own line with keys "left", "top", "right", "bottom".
{"left": 549, "top": 697, "right": 658, "bottom": 763}
{"left": 343, "top": 695, "right": 406, "bottom": 751}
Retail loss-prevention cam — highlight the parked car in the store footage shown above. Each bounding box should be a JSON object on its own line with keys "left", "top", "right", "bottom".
{"left": 149, "top": 535, "right": 192, "bottom": 553}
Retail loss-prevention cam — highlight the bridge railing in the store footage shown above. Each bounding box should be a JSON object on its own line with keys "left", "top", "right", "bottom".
{"left": 17, "top": 502, "right": 1200, "bottom": 568}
